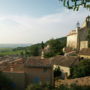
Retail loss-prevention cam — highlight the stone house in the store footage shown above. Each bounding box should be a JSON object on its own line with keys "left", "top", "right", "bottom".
{"left": 2, "top": 58, "right": 25, "bottom": 90}
{"left": 2, "top": 57, "right": 53, "bottom": 90}
{"left": 1, "top": 55, "right": 80, "bottom": 89}
{"left": 51, "top": 56, "right": 80, "bottom": 79}
{"left": 79, "top": 48, "right": 90, "bottom": 59}
{"left": 24, "top": 56, "right": 54, "bottom": 85}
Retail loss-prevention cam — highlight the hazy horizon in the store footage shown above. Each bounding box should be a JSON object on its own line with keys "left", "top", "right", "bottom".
{"left": 0, "top": 0, "right": 89, "bottom": 44}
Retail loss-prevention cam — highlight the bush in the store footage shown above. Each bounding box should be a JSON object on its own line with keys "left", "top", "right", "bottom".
{"left": 44, "top": 52, "right": 55, "bottom": 58}
{"left": 26, "top": 83, "right": 53, "bottom": 90}
{"left": 70, "top": 59, "right": 90, "bottom": 78}
{"left": 26, "top": 83, "right": 90, "bottom": 90}
{"left": 54, "top": 67, "right": 61, "bottom": 78}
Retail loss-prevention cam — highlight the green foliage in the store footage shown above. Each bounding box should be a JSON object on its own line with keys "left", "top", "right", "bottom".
{"left": 48, "top": 39, "right": 62, "bottom": 53}
{"left": 26, "top": 83, "right": 53, "bottom": 90}
{"left": 57, "top": 84, "right": 90, "bottom": 90}
{"left": 41, "top": 41, "right": 44, "bottom": 49}
{"left": 26, "top": 83, "right": 90, "bottom": 90}
{"left": 59, "top": 0, "right": 90, "bottom": 11}
{"left": 54, "top": 67, "right": 61, "bottom": 77}
{"left": 71, "top": 59, "right": 90, "bottom": 78}
{"left": 46, "top": 38, "right": 65, "bottom": 56}
{"left": 0, "top": 37, "right": 66, "bottom": 57}
{"left": 44, "top": 51, "right": 55, "bottom": 58}
{"left": 28, "top": 44, "right": 41, "bottom": 56}
{"left": 0, "top": 72, "right": 14, "bottom": 90}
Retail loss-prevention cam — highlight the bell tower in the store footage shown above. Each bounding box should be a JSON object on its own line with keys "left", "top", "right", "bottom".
{"left": 76, "top": 22, "right": 80, "bottom": 51}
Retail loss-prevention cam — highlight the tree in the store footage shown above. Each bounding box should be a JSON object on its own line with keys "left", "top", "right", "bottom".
{"left": 71, "top": 59, "right": 90, "bottom": 78}
{"left": 46, "top": 39, "right": 63, "bottom": 55}
{"left": 41, "top": 41, "right": 45, "bottom": 50}
{"left": 44, "top": 51, "right": 55, "bottom": 58}
{"left": 54, "top": 66, "right": 61, "bottom": 78}
{"left": 59, "top": 0, "right": 90, "bottom": 11}
{"left": 29, "top": 44, "right": 40, "bottom": 56}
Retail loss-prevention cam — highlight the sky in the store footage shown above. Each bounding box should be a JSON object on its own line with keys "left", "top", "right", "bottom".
{"left": 0, "top": 0, "right": 90, "bottom": 44}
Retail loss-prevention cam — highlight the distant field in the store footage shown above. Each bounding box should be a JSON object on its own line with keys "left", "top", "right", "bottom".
{"left": 0, "top": 44, "right": 31, "bottom": 56}
{"left": 0, "top": 48, "right": 24, "bottom": 56}
{"left": 0, "top": 48, "right": 12, "bottom": 51}
{"left": 0, "top": 44, "right": 31, "bottom": 48}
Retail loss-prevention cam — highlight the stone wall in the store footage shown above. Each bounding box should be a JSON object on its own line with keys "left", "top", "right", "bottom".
{"left": 55, "top": 76, "right": 90, "bottom": 87}
{"left": 67, "top": 34, "right": 78, "bottom": 49}
{"left": 79, "top": 55, "right": 90, "bottom": 59}
{"left": 80, "top": 41, "right": 88, "bottom": 50}
{"left": 25, "top": 67, "right": 54, "bottom": 86}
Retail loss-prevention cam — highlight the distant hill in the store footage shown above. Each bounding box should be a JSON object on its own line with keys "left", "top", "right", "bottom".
{"left": 0, "top": 44, "right": 31, "bottom": 48}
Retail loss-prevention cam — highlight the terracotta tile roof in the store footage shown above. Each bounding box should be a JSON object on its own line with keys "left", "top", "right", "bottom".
{"left": 79, "top": 48, "right": 90, "bottom": 56}
{"left": 25, "top": 56, "right": 79, "bottom": 68}
{"left": 25, "top": 57, "right": 52, "bottom": 68}
{"left": 3, "top": 58, "right": 25, "bottom": 72}
{"left": 51, "top": 55, "right": 80, "bottom": 67}
{"left": 64, "top": 48, "right": 73, "bottom": 53}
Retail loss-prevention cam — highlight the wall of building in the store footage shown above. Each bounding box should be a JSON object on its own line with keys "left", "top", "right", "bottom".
{"left": 3, "top": 72, "right": 25, "bottom": 90}
{"left": 53, "top": 65, "right": 70, "bottom": 79}
{"left": 80, "top": 41, "right": 88, "bottom": 50}
{"left": 25, "top": 67, "right": 54, "bottom": 86}
{"left": 67, "top": 34, "right": 78, "bottom": 49}
{"left": 79, "top": 29, "right": 88, "bottom": 41}
{"left": 79, "top": 55, "right": 90, "bottom": 59}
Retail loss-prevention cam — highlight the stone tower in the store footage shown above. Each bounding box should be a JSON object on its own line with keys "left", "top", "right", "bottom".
{"left": 66, "top": 16, "right": 90, "bottom": 51}
{"left": 76, "top": 22, "right": 80, "bottom": 51}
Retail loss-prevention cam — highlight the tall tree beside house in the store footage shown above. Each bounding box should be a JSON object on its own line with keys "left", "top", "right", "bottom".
{"left": 59, "top": 0, "right": 90, "bottom": 11}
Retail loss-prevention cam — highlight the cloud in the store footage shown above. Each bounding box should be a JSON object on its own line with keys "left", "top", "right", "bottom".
{"left": 0, "top": 8, "right": 89, "bottom": 44}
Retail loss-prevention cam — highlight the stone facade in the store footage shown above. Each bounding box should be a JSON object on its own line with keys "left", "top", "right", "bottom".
{"left": 67, "top": 31, "right": 78, "bottom": 49}
{"left": 25, "top": 67, "right": 54, "bottom": 86}
{"left": 53, "top": 65, "right": 70, "bottom": 79}
{"left": 67, "top": 16, "right": 90, "bottom": 51}
{"left": 3, "top": 72, "right": 25, "bottom": 90}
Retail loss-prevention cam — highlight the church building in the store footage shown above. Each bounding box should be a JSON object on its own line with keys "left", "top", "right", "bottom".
{"left": 67, "top": 16, "right": 90, "bottom": 51}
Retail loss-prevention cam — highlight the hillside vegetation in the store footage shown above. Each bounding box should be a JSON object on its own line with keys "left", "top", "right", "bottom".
{"left": 0, "top": 37, "right": 66, "bottom": 57}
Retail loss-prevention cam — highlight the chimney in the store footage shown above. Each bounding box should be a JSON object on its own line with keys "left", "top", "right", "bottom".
{"left": 41, "top": 50, "right": 44, "bottom": 59}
